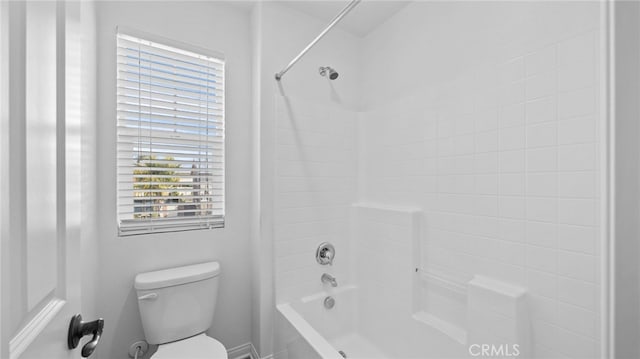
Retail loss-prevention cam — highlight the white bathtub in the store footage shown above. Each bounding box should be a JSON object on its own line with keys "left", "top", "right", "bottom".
{"left": 275, "top": 285, "right": 465, "bottom": 359}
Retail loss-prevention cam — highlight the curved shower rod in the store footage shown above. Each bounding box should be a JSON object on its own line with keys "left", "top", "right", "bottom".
{"left": 274, "top": 0, "right": 362, "bottom": 81}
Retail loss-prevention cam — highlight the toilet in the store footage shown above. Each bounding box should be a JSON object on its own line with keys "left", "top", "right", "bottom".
{"left": 134, "top": 261, "right": 227, "bottom": 359}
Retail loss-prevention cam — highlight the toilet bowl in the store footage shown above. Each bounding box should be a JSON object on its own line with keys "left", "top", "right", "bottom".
{"left": 152, "top": 334, "right": 227, "bottom": 359}
{"left": 134, "top": 262, "right": 227, "bottom": 359}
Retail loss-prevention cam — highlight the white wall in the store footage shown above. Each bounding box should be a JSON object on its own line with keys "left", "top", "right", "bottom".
{"left": 95, "top": 2, "right": 254, "bottom": 358}
{"left": 250, "top": 6, "right": 278, "bottom": 356}
{"left": 273, "top": 95, "right": 357, "bottom": 303}
{"left": 360, "top": 2, "right": 602, "bottom": 358}
{"left": 252, "top": 3, "right": 361, "bottom": 356}
{"left": 360, "top": 1, "right": 600, "bottom": 110}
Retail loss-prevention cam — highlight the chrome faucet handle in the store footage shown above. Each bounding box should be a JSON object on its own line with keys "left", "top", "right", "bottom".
{"left": 321, "top": 273, "right": 338, "bottom": 287}
{"left": 324, "top": 250, "right": 333, "bottom": 262}
{"left": 316, "top": 242, "right": 335, "bottom": 265}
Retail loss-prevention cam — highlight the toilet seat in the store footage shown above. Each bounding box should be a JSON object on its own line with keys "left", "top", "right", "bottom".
{"left": 153, "top": 334, "right": 228, "bottom": 359}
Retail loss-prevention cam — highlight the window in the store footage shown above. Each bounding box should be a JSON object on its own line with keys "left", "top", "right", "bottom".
{"left": 116, "top": 30, "right": 225, "bottom": 236}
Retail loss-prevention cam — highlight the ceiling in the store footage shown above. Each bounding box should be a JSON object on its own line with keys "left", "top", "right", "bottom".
{"left": 277, "top": 1, "right": 411, "bottom": 37}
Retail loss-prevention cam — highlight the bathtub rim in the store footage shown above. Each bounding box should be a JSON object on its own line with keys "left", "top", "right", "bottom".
{"left": 276, "top": 300, "right": 346, "bottom": 359}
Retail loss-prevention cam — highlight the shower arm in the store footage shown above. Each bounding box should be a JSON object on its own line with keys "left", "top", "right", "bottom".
{"left": 274, "top": 0, "right": 361, "bottom": 81}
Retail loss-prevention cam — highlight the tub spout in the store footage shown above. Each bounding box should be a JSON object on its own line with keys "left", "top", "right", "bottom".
{"left": 321, "top": 273, "right": 338, "bottom": 287}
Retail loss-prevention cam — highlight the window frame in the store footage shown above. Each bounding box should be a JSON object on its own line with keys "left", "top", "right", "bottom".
{"left": 115, "top": 27, "right": 226, "bottom": 236}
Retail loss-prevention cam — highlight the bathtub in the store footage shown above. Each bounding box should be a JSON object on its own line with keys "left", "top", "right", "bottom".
{"left": 275, "top": 285, "right": 465, "bottom": 359}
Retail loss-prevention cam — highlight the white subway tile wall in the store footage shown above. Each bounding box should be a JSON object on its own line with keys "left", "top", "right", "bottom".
{"left": 361, "top": 30, "right": 600, "bottom": 358}
{"left": 352, "top": 205, "right": 468, "bottom": 357}
{"left": 274, "top": 95, "right": 358, "bottom": 304}
{"left": 354, "top": 206, "right": 414, "bottom": 350}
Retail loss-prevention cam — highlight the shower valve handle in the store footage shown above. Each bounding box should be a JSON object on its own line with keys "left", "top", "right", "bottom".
{"left": 316, "top": 242, "right": 335, "bottom": 265}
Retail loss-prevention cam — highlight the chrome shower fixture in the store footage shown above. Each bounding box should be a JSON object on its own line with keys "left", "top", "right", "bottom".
{"left": 324, "top": 296, "right": 335, "bottom": 309}
{"left": 321, "top": 273, "right": 338, "bottom": 287}
{"left": 316, "top": 242, "right": 335, "bottom": 265}
{"left": 274, "top": 0, "right": 361, "bottom": 81}
{"left": 319, "top": 66, "right": 339, "bottom": 80}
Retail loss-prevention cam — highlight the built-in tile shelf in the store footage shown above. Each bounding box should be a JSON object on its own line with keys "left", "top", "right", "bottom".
{"left": 418, "top": 270, "right": 467, "bottom": 297}
{"left": 412, "top": 311, "right": 467, "bottom": 345}
{"left": 412, "top": 270, "right": 467, "bottom": 345}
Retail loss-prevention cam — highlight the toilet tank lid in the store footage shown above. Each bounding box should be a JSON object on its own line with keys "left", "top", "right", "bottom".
{"left": 135, "top": 261, "right": 221, "bottom": 290}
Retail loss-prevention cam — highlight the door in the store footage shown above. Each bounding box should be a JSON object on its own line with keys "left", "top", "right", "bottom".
{"left": 0, "top": 1, "right": 99, "bottom": 358}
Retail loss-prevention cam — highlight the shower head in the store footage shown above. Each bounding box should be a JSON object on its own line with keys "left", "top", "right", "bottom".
{"left": 319, "top": 66, "right": 339, "bottom": 80}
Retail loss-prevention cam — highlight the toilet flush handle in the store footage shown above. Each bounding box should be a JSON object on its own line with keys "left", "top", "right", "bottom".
{"left": 138, "top": 293, "right": 158, "bottom": 301}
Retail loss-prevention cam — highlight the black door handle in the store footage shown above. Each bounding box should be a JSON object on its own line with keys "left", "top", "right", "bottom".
{"left": 68, "top": 314, "right": 104, "bottom": 358}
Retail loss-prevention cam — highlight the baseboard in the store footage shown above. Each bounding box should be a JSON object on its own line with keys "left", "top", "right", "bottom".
{"left": 227, "top": 342, "right": 265, "bottom": 359}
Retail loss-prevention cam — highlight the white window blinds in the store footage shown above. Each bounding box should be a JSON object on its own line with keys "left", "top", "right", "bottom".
{"left": 116, "top": 31, "right": 225, "bottom": 236}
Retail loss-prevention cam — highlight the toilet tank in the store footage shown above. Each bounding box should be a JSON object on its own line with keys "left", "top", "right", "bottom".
{"left": 134, "top": 261, "right": 221, "bottom": 344}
